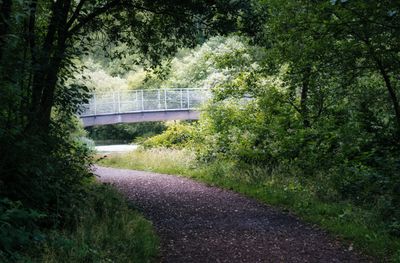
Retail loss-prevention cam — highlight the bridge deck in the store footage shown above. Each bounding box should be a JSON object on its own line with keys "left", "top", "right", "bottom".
{"left": 79, "top": 89, "right": 209, "bottom": 126}
{"left": 81, "top": 110, "right": 200, "bottom": 127}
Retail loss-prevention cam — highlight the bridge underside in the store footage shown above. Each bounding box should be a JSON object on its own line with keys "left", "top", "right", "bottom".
{"left": 81, "top": 110, "right": 200, "bottom": 127}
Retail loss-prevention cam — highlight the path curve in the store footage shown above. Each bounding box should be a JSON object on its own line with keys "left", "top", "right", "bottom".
{"left": 95, "top": 166, "right": 370, "bottom": 263}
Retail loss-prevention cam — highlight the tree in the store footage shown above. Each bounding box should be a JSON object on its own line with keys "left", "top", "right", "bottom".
{"left": 257, "top": 0, "right": 400, "bottom": 134}
{"left": 328, "top": 0, "right": 400, "bottom": 133}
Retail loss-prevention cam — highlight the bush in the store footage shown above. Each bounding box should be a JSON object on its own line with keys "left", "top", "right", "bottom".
{"left": 0, "top": 114, "right": 94, "bottom": 260}
{"left": 0, "top": 198, "right": 45, "bottom": 262}
{"left": 142, "top": 121, "right": 197, "bottom": 149}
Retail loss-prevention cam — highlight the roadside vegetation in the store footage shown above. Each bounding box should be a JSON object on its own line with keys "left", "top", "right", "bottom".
{"left": 35, "top": 184, "right": 158, "bottom": 263}
{"left": 0, "top": 118, "right": 159, "bottom": 262}
{"left": 1, "top": 182, "right": 158, "bottom": 263}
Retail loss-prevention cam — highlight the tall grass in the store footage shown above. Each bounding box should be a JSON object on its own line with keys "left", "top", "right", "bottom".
{"left": 100, "top": 148, "right": 400, "bottom": 262}
{"left": 36, "top": 184, "right": 159, "bottom": 263}
{"left": 101, "top": 148, "right": 196, "bottom": 175}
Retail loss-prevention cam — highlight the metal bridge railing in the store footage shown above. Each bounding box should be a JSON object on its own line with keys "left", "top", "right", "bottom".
{"left": 79, "top": 88, "right": 210, "bottom": 117}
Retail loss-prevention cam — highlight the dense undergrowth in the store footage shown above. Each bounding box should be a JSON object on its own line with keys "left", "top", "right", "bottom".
{"left": 1, "top": 183, "right": 158, "bottom": 263}
{"left": 38, "top": 183, "right": 158, "bottom": 263}
{"left": 0, "top": 112, "right": 159, "bottom": 262}
{"left": 100, "top": 148, "right": 400, "bottom": 262}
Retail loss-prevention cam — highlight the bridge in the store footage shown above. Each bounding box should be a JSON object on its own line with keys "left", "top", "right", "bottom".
{"left": 79, "top": 89, "right": 210, "bottom": 127}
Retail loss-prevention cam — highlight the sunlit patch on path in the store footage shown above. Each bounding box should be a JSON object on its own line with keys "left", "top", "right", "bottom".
{"left": 95, "top": 166, "right": 370, "bottom": 263}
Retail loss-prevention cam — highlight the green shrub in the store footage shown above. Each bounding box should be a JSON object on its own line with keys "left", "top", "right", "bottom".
{"left": 0, "top": 198, "right": 45, "bottom": 262}
{"left": 142, "top": 122, "right": 197, "bottom": 149}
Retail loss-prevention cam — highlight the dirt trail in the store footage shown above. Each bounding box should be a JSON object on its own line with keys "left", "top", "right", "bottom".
{"left": 95, "top": 166, "right": 371, "bottom": 263}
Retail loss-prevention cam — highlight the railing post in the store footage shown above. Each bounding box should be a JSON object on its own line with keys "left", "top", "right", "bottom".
{"left": 135, "top": 90, "right": 138, "bottom": 111}
{"left": 158, "top": 89, "right": 161, "bottom": 109}
{"left": 93, "top": 94, "right": 97, "bottom": 115}
{"left": 180, "top": 88, "right": 183, "bottom": 109}
{"left": 164, "top": 89, "right": 167, "bottom": 110}
{"left": 187, "top": 89, "right": 190, "bottom": 109}
{"left": 117, "top": 91, "right": 121, "bottom": 113}
{"left": 141, "top": 90, "right": 144, "bottom": 110}
{"left": 112, "top": 92, "right": 116, "bottom": 113}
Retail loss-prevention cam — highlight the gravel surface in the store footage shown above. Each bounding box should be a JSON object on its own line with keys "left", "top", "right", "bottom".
{"left": 95, "top": 166, "right": 372, "bottom": 263}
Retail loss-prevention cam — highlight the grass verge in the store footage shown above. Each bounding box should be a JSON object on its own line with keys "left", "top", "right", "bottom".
{"left": 29, "top": 183, "right": 158, "bottom": 263}
{"left": 99, "top": 148, "right": 400, "bottom": 262}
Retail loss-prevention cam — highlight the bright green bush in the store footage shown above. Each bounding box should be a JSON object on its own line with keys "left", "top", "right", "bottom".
{"left": 142, "top": 122, "right": 198, "bottom": 149}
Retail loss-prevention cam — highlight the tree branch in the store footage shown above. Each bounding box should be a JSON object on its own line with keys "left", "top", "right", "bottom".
{"left": 67, "top": 0, "right": 120, "bottom": 37}
{"left": 66, "top": 0, "right": 87, "bottom": 29}
{"left": 67, "top": 1, "right": 206, "bottom": 38}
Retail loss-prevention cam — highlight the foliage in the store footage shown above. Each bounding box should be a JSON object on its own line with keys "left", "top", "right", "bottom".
{"left": 75, "top": 35, "right": 266, "bottom": 93}
{"left": 38, "top": 184, "right": 158, "bottom": 263}
{"left": 141, "top": 121, "right": 198, "bottom": 149}
{"left": 75, "top": 58, "right": 130, "bottom": 93}
{"left": 0, "top": 183, "right": 158, "bottom": 262}
{"left": 142, "top": 36, "right": 267, "bottom": 90}
{"left": 0, "top": 115, "right": 94, "bottom": 260}
{"left": 198, "top": 63, "right": 400, "bottom": 234}
{"left": 1, "top": 183, "right": 158, "bottom": 262}
{"left": 0, "top": 198, "right": 45, "bottom": 262}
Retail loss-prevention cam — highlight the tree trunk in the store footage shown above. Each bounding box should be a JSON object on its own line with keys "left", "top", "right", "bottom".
{"left": 374, "top": 58, "right": 400, "bottom": 134}
{"left": 0, "top": 0, "right": 12, "bottom": 60}
{"left": 380, "top": 67, "right": 400, "bottom": 133}
{"left": 37, "top": 43, "right": 67, "bottom": 129}
{"left": 300, "top": 66, "right": 311, "bottom": 128}
{"left": 28, "top": 0, "right": 71, "bottom": 132}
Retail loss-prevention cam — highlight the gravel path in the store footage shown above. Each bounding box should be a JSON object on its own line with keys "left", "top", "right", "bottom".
{"left": 95, "top": 166, "right": 371, "bottom": 263}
